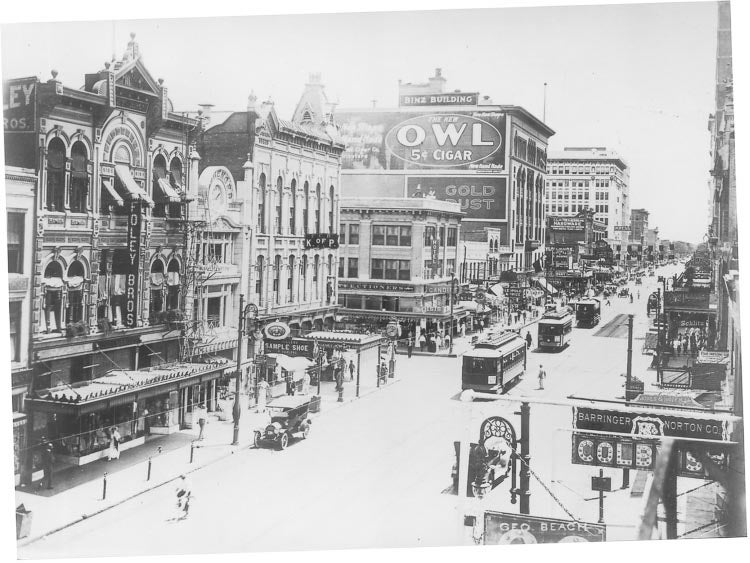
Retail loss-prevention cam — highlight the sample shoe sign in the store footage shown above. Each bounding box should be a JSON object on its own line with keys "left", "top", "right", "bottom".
{"left": 483, "top": 512, "right": 606, "bottom": 544}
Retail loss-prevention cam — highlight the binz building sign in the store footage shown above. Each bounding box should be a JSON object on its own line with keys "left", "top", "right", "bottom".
{"left": 385, "top": 113, "right": 503, "bottom": 168}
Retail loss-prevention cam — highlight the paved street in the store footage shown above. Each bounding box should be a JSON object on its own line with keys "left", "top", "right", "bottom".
{"left": 19, "top": 266, "right": 683, "bottom": 558}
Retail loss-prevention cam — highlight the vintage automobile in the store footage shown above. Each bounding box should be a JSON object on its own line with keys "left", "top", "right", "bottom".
{"left": 635, "top": 277, "right": 643, "bottom": 285}
{"left": 253, "top": 395, "right": 314, "bottom": 450}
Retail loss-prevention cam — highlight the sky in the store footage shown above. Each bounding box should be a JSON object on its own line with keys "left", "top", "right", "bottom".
{"left": 0, "top": 1, "right": 726, "bottom": 242}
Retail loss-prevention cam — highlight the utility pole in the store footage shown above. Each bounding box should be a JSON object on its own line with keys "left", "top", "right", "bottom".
{"left": 449, "top": 274, "right": 455, "bottom": 355}
{"left": 656, "top": 287, "right": 662, "bottom": 384}
{"left": 622, "top": 313, "right": 634, "bottom": 488}
{"left": 598, "top": 468, "right": 606, "bottom": 523}
{"left": 232, "top": 294, "right": 245, "bottom": 445}
{"left": 519, "top": 401, "right": 531, "bottom": 514}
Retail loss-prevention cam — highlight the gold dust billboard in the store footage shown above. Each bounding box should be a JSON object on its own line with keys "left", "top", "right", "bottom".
{"left": 338, "top": 110, "right": 506, "bottom": 171}
{"left": 406, "top": 176, "right": 507, "bottom": 222}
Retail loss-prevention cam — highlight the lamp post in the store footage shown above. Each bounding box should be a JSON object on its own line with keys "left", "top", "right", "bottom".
{"left": 316, "top": 347, "right": 325, "bottom": 396}
{"left": 232, "top": 294, "right": 258, "bottom": 446}
{"left": 449, "top": 273, "right": 456, "bottom": 355}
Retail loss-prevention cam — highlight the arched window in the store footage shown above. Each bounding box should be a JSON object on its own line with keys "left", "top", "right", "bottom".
{"left": 166, "top": 259, "right": 180, "bottom": 310}
{"left": 315, "top": 183, "right": 322, "bottom": 233}
{"left": 255, "top": 255, "right": 265, "bottom": 304}
{"left": 273, "top": 255, "right": 282, "bottom": 304}
{"left": 42, "top": 261, "right": 64, "bottom": 333}
{"left": 276, "top": 176, "right": 283, "bottom": 235}
{"left": 328, "top": 185, "right": 335, "bottom": 234}
{"left": 70, "top": 142, "right": 88, "bottom": 213}
{"left": 150, "top": 260, "right": 166, "bottom": 316}
{"left": 66, "top": 260, "right": 86, "bottom": 324}
{"left": 168, "top": 157, "right": 184, "bottom": 219}
{"left": 288, "top": 255, "right": 295, "bottom": 303}
{"left": 258, "top": 174, "right": 267, "bottom": 233}
{"left": 301, "top": 255, "right": 308, "bottom": 301}
{"left": 152, "top": 154, "right": 168, "bottom": 218}
{"left": 289, "top": 179, "right": 297, "bottom": 235}
{"left": 46, "top": 138, "right": 66, "bottom": 212}
{"left": 303, "top": 181, "right": 310, "bottom": 235}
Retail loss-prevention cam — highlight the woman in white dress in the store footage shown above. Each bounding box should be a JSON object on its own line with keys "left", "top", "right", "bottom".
{"left": 256, "top": 377, "right": 270, "bottom": 412}
{"left": 108, "top": 427, "right": 121, "bottom": 460}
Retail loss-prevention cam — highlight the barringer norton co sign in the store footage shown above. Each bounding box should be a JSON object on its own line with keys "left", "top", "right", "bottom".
{"left": 385, "top": 113, "right": 503, "bottom": 168}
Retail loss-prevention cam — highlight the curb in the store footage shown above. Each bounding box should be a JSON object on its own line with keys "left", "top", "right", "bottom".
{"left": 17, "top": 378, "right": 405, "bottom": 547}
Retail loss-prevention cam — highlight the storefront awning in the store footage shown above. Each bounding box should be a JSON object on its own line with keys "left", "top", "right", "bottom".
{"left": 305, "top": 331, "right": 384, "bottom": 350}
{"left": 266, "top": 354, "right": 313, "bottom": 380}
{"left": 114, "top": 164, "right": 154, "bottom": 206}
{"left": 535, "top": 278, "right": 558, "bottom": 294}
{"left": 156, "top": 178, "right": 181, "bottom": 203}
{"left": 102, "top": 178, "right": 124, "bottom": 206}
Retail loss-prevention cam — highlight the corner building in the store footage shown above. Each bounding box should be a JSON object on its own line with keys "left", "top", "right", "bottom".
{"left": 337, "top": 69, "right": 554, "bottom": 279}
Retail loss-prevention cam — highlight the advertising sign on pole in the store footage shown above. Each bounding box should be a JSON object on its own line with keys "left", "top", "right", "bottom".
{"left": 406, "top": 176, "right": 507, "bottom": 221}
{"left": 483, "top": 512, "right": 606, "bottom": 544}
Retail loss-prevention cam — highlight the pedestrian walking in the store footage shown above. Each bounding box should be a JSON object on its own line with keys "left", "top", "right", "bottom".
{"left": 406, "top": 336, "right": 414, "bottom": 358}
{"left": 478, "top": 319, "right": 484, "bottom": 333}
{"left": 173, "top": 474, "right": 192, "bottom": 521}
{"left": 418, "top": 332, "right": 426, "bottom": 352}
{"left": 286, "top": 372, "right": 296, "bottom": 396}
{"left": 301, "top": 369, "right": 311, "bottom": 395}
{"left": 538, "top": 365, "right": 547, "bottom": 390}
{"left": 335, "top": 366, "right": 344, "bottom": 392}
{"left": 525, "top": 331, "right": 533, "bottom": 350}
{"left": 348, "top": 359, "right": 356, "bottom": 381}
{"left": 196, "top": 403, "right": 207, "bottom": 441}
{"left": 107, "top": 427, "right": 121, "bottom": 461}
{"left": 256, "top": 376, "right": 269, "bottom": 412}
{"left": 39, "top": 436, "right": 54, "bottom": 490}
{"left": 444, "top": 332, "right": 451, "bottom": 351}
{"left": 522, "top": 310, "right": 527, "bottom": 324}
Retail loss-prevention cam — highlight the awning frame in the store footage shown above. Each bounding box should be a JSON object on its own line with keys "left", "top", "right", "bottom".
{"left": 114, "top": 164, "right": 155, "bottom": 206}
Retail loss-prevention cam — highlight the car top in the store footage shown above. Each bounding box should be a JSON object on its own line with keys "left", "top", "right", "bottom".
{"left": 267, "top": 394, "right": 315, "bottom": 410}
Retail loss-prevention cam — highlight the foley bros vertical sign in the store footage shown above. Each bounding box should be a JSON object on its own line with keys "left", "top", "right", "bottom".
{"left": 126, "top": 201, "right": 142, "bottom": 328}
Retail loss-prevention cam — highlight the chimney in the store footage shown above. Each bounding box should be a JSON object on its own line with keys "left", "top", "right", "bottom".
{"left": 428, "top": 68, "right": 446, "bottom": 94}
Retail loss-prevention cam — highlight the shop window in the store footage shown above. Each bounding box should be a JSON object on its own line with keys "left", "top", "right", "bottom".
{"left": 46, "top": 138, "right": 66, "bottom": 212}
{"left": 258, "top": 173, "right": 267, "bottom": 233}
{"left": 349, "top": 224, "right": 359, "bottom": 245}
{"left": 364, "top": 295, "right": 381, "bottom": 310}
{"left": 382, "top": 296, "right": 399, "bottom": 312}
{"left": 289, "top": 179, "right": 297, "bottom": 234}
{"left": 69, "top": 142, "right": 88, "bottom": 213}
{"left": 6, "top": 212, "right": 24, "bottom": 274}
{"left": 9, "top": 301, "right": 21, "bottom": 362}
{"left": 348, "top": 258, "right": 359, "bottom": 278}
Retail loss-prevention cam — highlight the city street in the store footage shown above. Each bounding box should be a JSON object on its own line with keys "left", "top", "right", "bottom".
{"left": 19, "top": 266, "right": 680, "bottom": 558}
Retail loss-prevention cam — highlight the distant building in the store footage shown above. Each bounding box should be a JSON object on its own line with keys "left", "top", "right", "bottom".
{"left": 545, "top": 147, "right": 630, "bottom": 243}
{"left": 630, "top": 208, "right": 649, "bottom": 242}
{"left": 337, "top": 68, "right": 554, "bottom": 278}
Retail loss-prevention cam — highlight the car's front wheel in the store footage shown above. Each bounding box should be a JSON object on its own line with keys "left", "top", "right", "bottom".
{"left": 278, "top": 432, "right": 289, "bottom": 450}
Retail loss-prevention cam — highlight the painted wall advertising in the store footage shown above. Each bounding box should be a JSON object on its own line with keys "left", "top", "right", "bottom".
{"left": 125, "top": 201, "right": 142, "bottom": 328}
{"left": 3, "top": 76, "right": 37, "bottom": 168}
{"left": 549, "top": 217, "right": 585, "bottom": 231}
{"left": 406, "top": 176, "right": 507, "bottom": 221}
{"left": 337, "top": 110, "right": 506, "bottom": 172}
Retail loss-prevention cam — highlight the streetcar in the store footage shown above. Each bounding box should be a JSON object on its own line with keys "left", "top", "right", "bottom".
{"left": 537, "top": 309, "right": 574, "bottom": 351}
{"left": 575, "top": 298, "right": 601, "bottom": 328}
{"left": 461, "top": 332, "right": 527, "bottom": 393}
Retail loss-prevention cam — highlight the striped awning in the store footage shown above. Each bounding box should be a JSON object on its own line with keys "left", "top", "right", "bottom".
{"left": 156, "top": 178, "right": 181, "bottom": 203}
{"left": 101, "top": 178, "right": 124, "bottom": 206}
{"left": 114, "top": 164, "right": 154, "bottom": 206}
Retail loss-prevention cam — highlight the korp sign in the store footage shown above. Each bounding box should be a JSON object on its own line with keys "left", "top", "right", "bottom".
{"left": 407, "top": 176, "right": 507, "bottom": 221}
{"left": 385, "top": 113, "right": 503, "bottom": 168}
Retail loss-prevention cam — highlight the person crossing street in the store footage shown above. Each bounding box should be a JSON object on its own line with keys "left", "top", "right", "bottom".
{"left": 538, "top": 364, "right": 547, "bottom": 390}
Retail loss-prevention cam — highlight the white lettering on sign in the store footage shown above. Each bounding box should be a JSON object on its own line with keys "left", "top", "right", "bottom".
{"left": 2, "top": 82, "right": 35, "bottom": 110}
{"left": 396, "top": 125, "right": 426, "bottom": 147}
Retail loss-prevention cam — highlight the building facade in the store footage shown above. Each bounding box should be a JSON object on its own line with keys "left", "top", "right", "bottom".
{"left": 337, "top": 197, "right": 465, "bottom": 342}
{"left": 337, "top": 69, "right": 554, "bottom": 280}
{"left": 6, "top": 166, "right": 37, "bottom": 484}
{"left": 629, "top": 208, "right": 649, "bottom": 242}
{"left": 2, "top": 36, "right": 243, "bottom": 477}
{"left": 545, "top": 147, "right": 630, "bottom": 242}
{"left": 198, "top": 76, "right": 346, "bottom": 335}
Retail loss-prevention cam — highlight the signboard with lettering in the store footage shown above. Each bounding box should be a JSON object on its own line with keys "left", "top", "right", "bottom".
{"left": 338, "top": 281, "right": 415, "bottom": 293}
{"left": 3, "top": 76, "right": 38, "bottom": 168}
{"left": 125, "top": 201, "right": 142, "bottom": 328}
{"left": 572, "top": 432, "right": 657, "bottom": 470}
{"left": 573, "top": 406, "right": 733, "bottom": 442}
{"left": 614, "top": 225, "right": 631, "bottom": 232}
{"left": 550, "top": 217, "right": 585, "bottom": 231}
{"left": 337, "top": 110, "right": 506, "bottom": 172}
{"left": 483, "top": 512, "right": 606, "bottom": 544}
{"left": 664, "top": 290, "right": 711, "bottom": 311}
{"left": 304, "top": 233, "right": 339, "bottom": 250}
{"left": 399, "top": 92, "right": 478, "bottom": 107}
{"left": 263, "top": 338, "right": 315, "bottom": 359}
{"left": 406, "top": 176, "right": 507, "bottom": 222}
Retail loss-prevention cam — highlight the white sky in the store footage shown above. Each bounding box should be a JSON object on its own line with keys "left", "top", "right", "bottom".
{"left": 0, "top": 1, "right": 728, "bottom": 242}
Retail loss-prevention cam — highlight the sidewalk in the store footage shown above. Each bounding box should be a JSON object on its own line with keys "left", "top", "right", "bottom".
{"left": 15, "top": 376, "right": 400, "bottom": 546}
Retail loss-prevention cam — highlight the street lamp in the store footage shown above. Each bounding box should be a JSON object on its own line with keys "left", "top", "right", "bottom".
{"left": 316, "top": 346, "right": 325, "bottom": 396}
{"left": 233, "top": 294, "right": 258, "bottom": 445}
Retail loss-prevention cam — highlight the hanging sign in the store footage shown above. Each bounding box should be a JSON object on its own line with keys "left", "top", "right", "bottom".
{"left": 483, "top": 512, "right": 606, "bottom": 544}
{"left": 125, "top": 201, "right": 142, "bottom": 328}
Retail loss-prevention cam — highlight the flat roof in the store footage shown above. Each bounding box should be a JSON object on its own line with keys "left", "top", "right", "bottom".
{"left": 341, "top": 197, "right": 463, "bottom": 215}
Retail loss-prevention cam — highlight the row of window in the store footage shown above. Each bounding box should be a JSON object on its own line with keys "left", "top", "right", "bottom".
{"left": 547, "top": 163, "right": 619, "bottom": 175}
{"left": 254, "top": 253, "right": 335, "bottom": 306}
{"left": 339, "top": 258, "right": 456, "bottom": 280}
{"left": 339, "top": 224, "right": 458, "bottom": 247}
{"left": 257, "top": 174, "right": 335, "bottom": 236}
